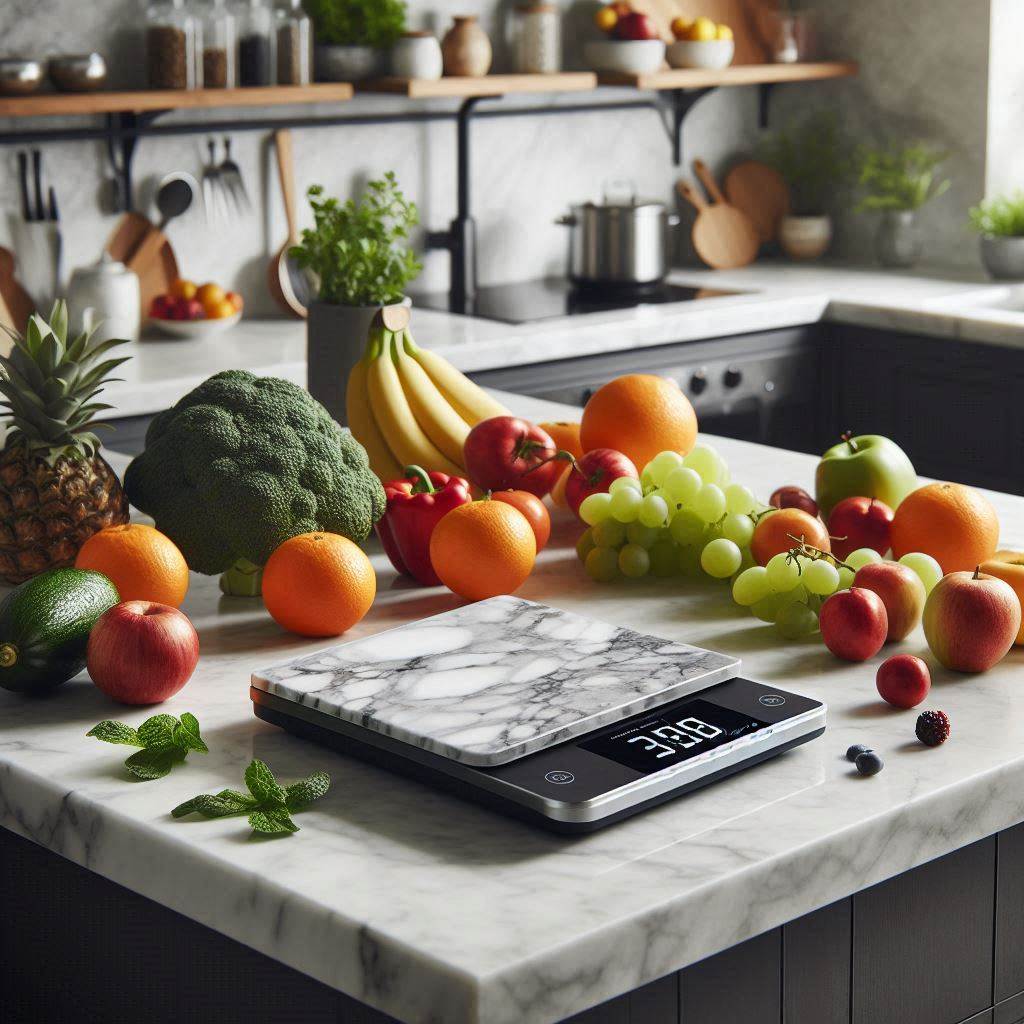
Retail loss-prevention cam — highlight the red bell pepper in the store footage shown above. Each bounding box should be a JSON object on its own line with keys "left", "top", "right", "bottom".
{"left": 376, "top": 466, "right": 471, "bottom": 586}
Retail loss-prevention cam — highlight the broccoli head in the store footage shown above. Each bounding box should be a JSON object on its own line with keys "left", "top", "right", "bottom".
{"left": 124, "top": 371, "right": 385, "bottom": 593}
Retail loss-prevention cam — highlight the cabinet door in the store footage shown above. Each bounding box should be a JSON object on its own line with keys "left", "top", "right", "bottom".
{"left": 784, "top": 899, "right": 852, "bottom": 1024}
{"left": 852, "top": 838, "right": 996, "bottom": 1024}
{"left": 996, "top": 824, "right": 1024, "bottom": 1002}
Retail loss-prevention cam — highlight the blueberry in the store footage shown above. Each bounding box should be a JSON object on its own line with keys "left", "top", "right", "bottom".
{"left": 846, "top": 743, "right": 871, "bottom": 763}
{"left": 855, "top": 751, "right": 884, "bottom": 777}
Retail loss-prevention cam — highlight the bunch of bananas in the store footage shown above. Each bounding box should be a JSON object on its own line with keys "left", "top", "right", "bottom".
{"left": 347, "top": 307, "right": 509, "bottom": 482}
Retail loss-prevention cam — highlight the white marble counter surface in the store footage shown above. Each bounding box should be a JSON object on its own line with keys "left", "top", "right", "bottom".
{"left": 3, "top": 391, "right": 1024, "bottom": 1024}
{"left": 107, "top": 262, "right": 1021, "bottom": 419}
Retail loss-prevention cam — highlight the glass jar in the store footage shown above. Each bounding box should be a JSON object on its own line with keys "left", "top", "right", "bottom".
{"left": 145, "top": 0, "right": 199, "bottom": 90}
{"left": 275, "top": 0, "right": 311, "bottom": 86}
{"left": 238, "top": 0, "right": 274, "bottom": 86}
{"left": 201, "top": 0, "right": 236, "bottom": 88}
{"left": 511, "top": 3, "right": 561, "bottom": 74}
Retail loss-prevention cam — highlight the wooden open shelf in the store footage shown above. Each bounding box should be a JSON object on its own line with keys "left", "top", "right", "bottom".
{"left": 0, "top": 83, "right": 355, "bottom": 118}
{"left": 358, "top": 72, "right": 598, "bottom": 100}
{"left": 597, "top": 60, "right": 858, "bottom": 91}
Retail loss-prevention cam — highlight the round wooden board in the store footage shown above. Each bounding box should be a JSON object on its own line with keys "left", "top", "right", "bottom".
{"left": 724, "top": 161, "right": 791, "bottom": 245}
{"left": 691, "top": 206, "right": 760, "bottom": 270}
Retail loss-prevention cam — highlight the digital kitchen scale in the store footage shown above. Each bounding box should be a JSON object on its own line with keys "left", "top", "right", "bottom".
{"left": 250, "top": 597, "right": 826, "bottom": 834}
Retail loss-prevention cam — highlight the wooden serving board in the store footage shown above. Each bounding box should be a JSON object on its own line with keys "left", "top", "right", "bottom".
{"left": 630, "top": 0, "right": 779, "bottom": 64}
{"left": 105, "top": 213, "right": 179, "bottom": 316}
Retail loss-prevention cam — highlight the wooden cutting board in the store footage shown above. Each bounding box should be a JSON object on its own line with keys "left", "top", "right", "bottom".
{"left": 105, "top": 213, "right": 179, "bottom": 316}
{"left": 629, "top": 0, "right": 779, "bottom": 63}
{"left": 724, "top": 160, "right": 791, "bottom": 244}
{"left": 0, "top": 247, "right": 36, "bottom": 337}
{"left": 678, "top": 163, "right": 759, "bottom": 270}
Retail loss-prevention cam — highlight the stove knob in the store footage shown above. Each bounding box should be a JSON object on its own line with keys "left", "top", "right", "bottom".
{"left": 723, "top": 367, "right": 743, "bottom": 389}
{"left": 689, "top": 371, "right": 708, "bottom": 396}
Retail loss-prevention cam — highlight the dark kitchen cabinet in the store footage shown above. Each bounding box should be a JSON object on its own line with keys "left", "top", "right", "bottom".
{"left": 784, "top": 899, "right": 852, "bottom": 1024}
{"left": 996, "top": 824, "right": 1024, "bottom": 1002}
{"left": 832, "top": 325, "right": 1024, "bottom": 495}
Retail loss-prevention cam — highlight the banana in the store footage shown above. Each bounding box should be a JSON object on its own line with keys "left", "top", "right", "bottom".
{"left": 405, "top": 336, "right": 510, "bottom": 425}
{"left": 394, "top": 330, "right": 470, "bottom": 468}
{"left": 346, "top": 350, "right": 403, "bottom": 482}
{"left": 366, "top": 329, "right": 464, "bottom": 476}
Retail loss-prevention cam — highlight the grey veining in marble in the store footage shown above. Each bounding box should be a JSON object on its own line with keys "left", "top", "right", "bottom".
{"left": 252, "top": 596, "right": 739, "bottom": 766}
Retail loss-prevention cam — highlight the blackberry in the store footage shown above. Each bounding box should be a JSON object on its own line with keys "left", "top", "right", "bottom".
{"left": 855, "top": 751, "right": 884, "bottom": 776}
{"left": 915, "top": 710, "right": 950, "bottom": 747}
{"left": 846, "top": 743, "right": 872, "bottom": 763}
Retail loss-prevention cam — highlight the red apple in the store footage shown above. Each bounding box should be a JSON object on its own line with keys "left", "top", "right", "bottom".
{"left": 853, "top": 561, "right": 926, "bottom": 642}
{"left": 463, "top": 416, "right": 562, "bottom": 497}
{"left": 184, "top": 298, "right": 204, "bottom": 320}
{"left": 923, "top": 568, "right": 1021, "bottom": 672}
{"left": 565, "top": 448, "right": 638, "bottom": 519}
{"left": 769, "top": 485, "right": 819, "bottom": 518}
{"left": 828, "top": 496, "right": 894, "bottom": 560}
{"left": 88, "top": 600, "right": 200, "bottom": 705}
{"left": 149, "top": 295, "right": 174, "bottom": 320}
{"left": 876, "top": 654, "right": 931, "bottom": 709}
{"left": 820, "top": 587, "right": 889, "bottom": 662}
{"left": 616, "top": 11, "right": 659, "bottom": 39}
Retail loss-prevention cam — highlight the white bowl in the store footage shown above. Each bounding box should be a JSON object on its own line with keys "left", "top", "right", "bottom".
{"left": 666, "top": 39, "right": 735, "bottom": 70}
{"left": 148, "top": 311, "right": 242, "bottom": 339}
{"left": 584, "top": 39, "right": 666, "bottom": 75}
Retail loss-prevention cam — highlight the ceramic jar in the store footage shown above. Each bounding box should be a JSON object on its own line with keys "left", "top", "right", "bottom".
{"left": 779, "top": 215, "right": 832, "bottom": 261}
{"left": 441, "top": 16, "right": 492, "bottom": 77}
{"left": 511, "top": 4, "right": 561, "bottom": 74}
{"left": 391, "top": 31, "right": 443, "bottom": 80}
{"left": 67, "top": 254, "right": 141, "bottom": 342}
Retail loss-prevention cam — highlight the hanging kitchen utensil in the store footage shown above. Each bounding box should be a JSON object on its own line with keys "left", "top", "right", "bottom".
{"left": 106, "top": 212, "right": 179, "bottom": 316}
{"left": 677, "top": 161, "right": 759, "bottom": 271}
{"left": 268, "top": 129, "right": 311, "bottom": 319}
{"left": 0, "top": 248, "right": 36, "bottom": 335}
{"left": 31, "top": 149, "right": 45, "bottom": 223}
{"left": 126, "top": 172, "right": 196, "bottom": 272}
{"left": 201, "top": 138, "right": 228, "bottom": 225}
{"left": 219, "top": 137, "right": 250, "bottom": 213}
{"left": 17, "top": 152, "right": 32, "bottom": 221}
{"left": 723, "top": 160, "right": 791, "bottom": 245}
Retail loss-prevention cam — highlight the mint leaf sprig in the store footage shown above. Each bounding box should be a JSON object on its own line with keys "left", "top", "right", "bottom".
{"left": 87, "top": 713, "right": 208, "bottom": 781}
{"left": 172, "top": 759, "right": 330, "bottom": 836}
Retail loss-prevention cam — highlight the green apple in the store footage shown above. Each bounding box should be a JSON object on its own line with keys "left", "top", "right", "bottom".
{"left": 815, "top": 433, "right": 917, "bottom": 519}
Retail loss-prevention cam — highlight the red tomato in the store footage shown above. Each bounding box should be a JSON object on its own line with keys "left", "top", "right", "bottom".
{"left": 463, "top": 416, "right": 562, "bottom": 498}
{"left": 491, "top": 490, "right": 551, "bottom": 552}
{"left": 565, "top": 448, "right": 638, "bottom": 518}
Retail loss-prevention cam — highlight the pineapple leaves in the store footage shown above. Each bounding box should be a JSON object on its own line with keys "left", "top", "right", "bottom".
{"left": 47, "top": 300, "right": 69, "bottom": 345}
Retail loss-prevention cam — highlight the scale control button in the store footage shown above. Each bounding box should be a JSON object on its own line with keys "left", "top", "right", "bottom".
{"left": 545, "top": 770, "right": 575, "bottom": 785}
{"left": 759, "top": 694, "right": 786, "bottom": 707}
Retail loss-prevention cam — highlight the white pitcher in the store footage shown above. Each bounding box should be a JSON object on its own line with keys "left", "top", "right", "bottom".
{"left": 67, "top": 254, "right": 140, "bottom": 342}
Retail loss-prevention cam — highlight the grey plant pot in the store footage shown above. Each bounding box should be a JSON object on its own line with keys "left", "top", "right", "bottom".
{"left": 306, "top": 299, "right": 408, "bottom": 425}
{"left": 314, "top": 44, "right": 382, "bottom": 82}
{"left": 980, "top": 235, "right": 1024, "bottom": 280}
{"left": 875, "top": 209, "right": 921, "bottom": 269}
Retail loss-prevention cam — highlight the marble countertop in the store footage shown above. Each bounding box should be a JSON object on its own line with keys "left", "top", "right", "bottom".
{"left": 107, "top": 263, "right": 1023, "bottom": 419}
{"left": 3, "top": 391, "right": 1024, "bottom": 1024}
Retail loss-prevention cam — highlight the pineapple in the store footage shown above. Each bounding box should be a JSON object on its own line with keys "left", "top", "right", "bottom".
{"left": 0, "top": 301, "right": 131, "bottom": 584}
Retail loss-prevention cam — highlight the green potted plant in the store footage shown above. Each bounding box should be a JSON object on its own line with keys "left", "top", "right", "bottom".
{"left": 969, "top": 193, "right": 1024, "bottom": 279}
{"left": 305, "top": 0, "right": 406, "bottom": 81}
{"left": 760, "top": 110, "right": 851, "bottom": 260}
{"left": 291, "top": 172, "right": 421, "bottom": 423}
{"left": 855, "top": 142, "right": 950, "bottom": 269}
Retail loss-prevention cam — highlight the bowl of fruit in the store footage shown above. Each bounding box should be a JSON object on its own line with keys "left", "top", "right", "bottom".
{"left": 667, "top": 16, "right": 734, "bottom": 69}
{"left": 148, "top": 279, "right": 243, "bottom": 339}
{"left": 586, "top": 3, "right": 666, "bottom": 75}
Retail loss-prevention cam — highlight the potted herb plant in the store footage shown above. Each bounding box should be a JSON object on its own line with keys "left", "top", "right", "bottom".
{"left": 969, "top": 193, "right": 1024, "bottom": 279}
{"left": 305, "top": 0, "right": 406, "bottom": 81}
{"left": 761, "top": 111, "right": 850, "bottom": 260}
{"left": 855, "top": 142, "right": 950, "bottom": 268}
{"left": 291, "top": 172, "right": 421, "bottom": 424}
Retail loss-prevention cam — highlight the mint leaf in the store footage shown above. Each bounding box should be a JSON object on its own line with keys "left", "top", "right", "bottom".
{"left": 248, "top": 808, "right": 299, "bottom": 835}
{"left": 285, "top": 771, "right": 331, "bottom": 812}
{"left": 125, "top": 745, "right": 186, "bottom": 781}
{"left": 244, "top": 760, "right": 286, "bottom": 805}
{"left": 137, "top": 714, "right": 178, "bottom": 749}
{"left": 87, "top": 721, "right": 141, "bottom": 746}
{"left": 172, "top": 792, "right": 255, "bottom": 819}
{"left": 172, "top": 713, "right": 208, "bottom": 755}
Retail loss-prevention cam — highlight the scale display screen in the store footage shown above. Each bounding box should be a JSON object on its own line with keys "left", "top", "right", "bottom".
{"left": 581, "top": 698, "right": 768, "bottom": 775}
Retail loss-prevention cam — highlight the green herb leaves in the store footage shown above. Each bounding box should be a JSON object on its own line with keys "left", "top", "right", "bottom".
{"left": 172, "top": 760, "right": 330, "bottom": 837}
{"left": 88, "top": 712, "right": 209, "bottom": 781}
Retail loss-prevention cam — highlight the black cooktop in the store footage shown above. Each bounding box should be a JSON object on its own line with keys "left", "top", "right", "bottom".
{"left": 413, "top": 278, "right": 742, "bottom": 325}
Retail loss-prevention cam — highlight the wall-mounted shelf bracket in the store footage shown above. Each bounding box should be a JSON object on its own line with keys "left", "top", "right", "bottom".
{"left": 758, "top": 83, "right": 776, "bottom": 130}
{"left": 656, "top": 88, "right": 716, "bottom": 166}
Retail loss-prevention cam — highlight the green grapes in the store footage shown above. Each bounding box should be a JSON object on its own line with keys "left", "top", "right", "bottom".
{"left": 898, "top": 552, "right": 944, "bottom": 594}
{"left": 678, "top": 545, "right": 702, "bottom": 577}
{"left": 609, "top": 487, "right": 642, "bottom": 523}
{"left": 846, "top": 547, "right": 883, "bottom": 571}
{"left": 608, "top": 475, "right": 641, "bottom": 495}
{"left": 638, "top": 494, "right": 669, "bottom": 528}
{"left": 576, "top": 528, "right": 596, "bottom": 563}
{"left": 837, "top": 566, "right": 855, "bottom": 591}
{"left": 751, "top": 592, "right": 785, "bottom": 622}
{"left": 733, "top": 566, "right": 771, "bottom": 606}
{"left": 670, "top": 510, "right": 706, "bottom": 546}
{"left": 579, "top": 491, "right": 611, "bottom": 526}
{"left": 626, "top": 521, "right": 660, "bottom": 548}
{"left": 724, "top": 483, "right": 756, "bottom": 515}
{"left": 693, "top": 483, "right": 727, "bottom": 523}
{"left": 663, "top": 466, "right": 702, "bottom": 504}
{"left": 803, "top": 559, "right": 840, "bottom": 596}
{"left": 766, "top": 552, "right": 801, "bottom": 592}
{"left": 618, "top": 543, "right": 651, "bottom": 579}
{"left": 649, "top": 540, "right": 679, "bottom": 577}
{"left": 701, "top": 538, "right": 742, "bottom": 579}
{"left": 646, "top": 451, "right": 684, "bottom": 486}
{"left": 683, "top": 445, "right": 719, "bottom": 483}
{"left": 585, "top": 547, "right": 620, "bottom": 582}
{"left": 593, "top": 518, "right": 627, "bottom": 548}
{"left": 720, "top": 513, "right": 754, "bottom": 547}
{"left": 775, "top": 601, "right": 819, "bottom": 639}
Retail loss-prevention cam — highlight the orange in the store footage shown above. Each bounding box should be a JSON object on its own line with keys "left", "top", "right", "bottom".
{"left": 262, "top": 532, "right": 375, "bottom": 637}
{"left": 891, "top": 482, "right": 999, "bottom": 573}
{"left": 75, "top": 523, "right": 189, "bottom": 607}
{"left": 594, "top": 5, "right": 618, "bottom": 31}
{"left": 226, "top": 291, "right": 244, "bottom": 312}
{"left": 429, "top": 500, "right": 536, "bottom": 601}
{"left": 980, "top": 552, "right": 1024, "bottom": 645}
{"left": 751, "top": 508, "right": 830, "bottom": 566}
{"left": 205, "top": 298, "right": 238, "bottom": 320}
{"left": 492, "top": 490, "right": 551, "bottom": 552}
{"left": 195, "top": 282, "right": 225, "bottom": 308}
{"left": 539, "top": 421, "right": 582, "bottom": 510}
{"left": 580, "top": 375, "right": 698, "bottom": 472}
{"left": 169, "top": 279, "right": 197, "bottom": 301}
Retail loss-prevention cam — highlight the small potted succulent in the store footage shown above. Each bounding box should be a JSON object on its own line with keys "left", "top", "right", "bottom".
{"left": 969, "top": 193, "right": 1024, "bottom": 279}
{"left": 291, "top": 172, "right": 421, "bottom": 424}
{"left": 761, "top": 111, "right": 851, "bottom": 260}
{"left": 305, "top": 0, "right": 406, "bottom": 81}
{"left": 855, "top": 142, "right": 950, "bottom": 268}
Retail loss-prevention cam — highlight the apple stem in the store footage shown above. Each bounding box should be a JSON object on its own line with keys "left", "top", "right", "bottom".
{"left": 0, "top": 643, "right": 17, "bottom": 668}
{"left": 974, "top": 564, "right": 982, "bottom": 580}
{"left": 840, "top": 430, "right": 858, "bottom": 453}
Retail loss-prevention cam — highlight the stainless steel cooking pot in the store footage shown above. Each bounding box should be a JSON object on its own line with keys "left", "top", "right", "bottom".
{"left": 557, "top": 199, "right": 680, "bottom": 287}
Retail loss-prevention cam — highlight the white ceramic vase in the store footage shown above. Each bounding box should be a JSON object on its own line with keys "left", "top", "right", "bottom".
{"left": 779, "top": 215, "right": 833, "bottom": 261}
